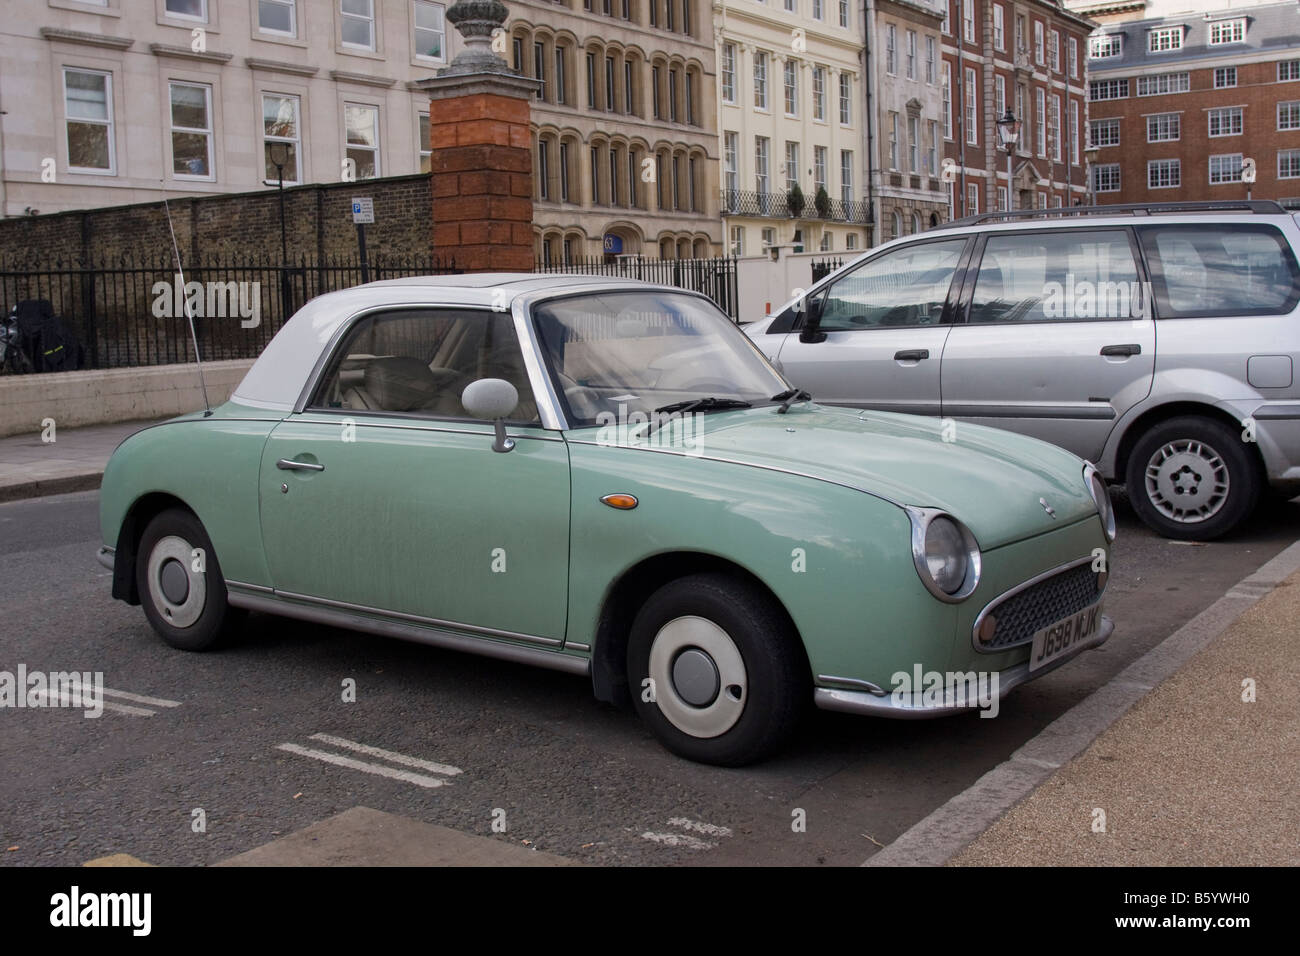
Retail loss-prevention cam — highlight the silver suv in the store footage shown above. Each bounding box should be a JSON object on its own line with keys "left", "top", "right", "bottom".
{"left": 745, "top": 201, "right": 1300, "bottom": 540}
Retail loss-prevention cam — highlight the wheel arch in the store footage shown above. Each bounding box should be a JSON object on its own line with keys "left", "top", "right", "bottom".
{"left": 589, "top": 552, "right": 806, "bottom": 708}
{"left": 111, "top": 492, "right": 196, "bottom": 604}
{"left": 1112, "top": 401, "right": 1265, "bottom": 482}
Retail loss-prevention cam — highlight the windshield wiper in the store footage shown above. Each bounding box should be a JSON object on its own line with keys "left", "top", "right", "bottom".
{"left": 641, "top": 397, "right": 753, "bottom": 437}
{"left": 771, "top": 388, "right": 812, "bottom": 414}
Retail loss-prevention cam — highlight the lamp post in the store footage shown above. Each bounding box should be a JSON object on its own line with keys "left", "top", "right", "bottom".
{"left": 1084, "top": 147, "right": 1100, "bottom": 207}
{"left": 265, "top": 141, "right": 291, "bottom": 319}
{"left": 995, "top": 109, "right": 1021, "bottom": 211}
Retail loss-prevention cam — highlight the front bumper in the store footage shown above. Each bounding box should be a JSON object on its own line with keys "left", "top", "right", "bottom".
{"left": 813, "top": 614, "right": 1113, "bottom": 719}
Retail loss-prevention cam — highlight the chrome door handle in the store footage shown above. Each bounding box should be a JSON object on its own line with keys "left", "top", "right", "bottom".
{"left": 276, "top": 458, "right": 324, "bottom": 472}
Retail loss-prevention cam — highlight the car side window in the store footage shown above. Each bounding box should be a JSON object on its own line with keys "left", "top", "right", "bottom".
{"left": 1138, "top": 224, "right": 1300, "bottom": 318}
{"left": 968, "top": 229, "right": 1141, "bottom": 324}
{"left": 817, "top": 239, "right": 966, "bottom": 332}
{"left": 309, "top": 308, "right": 540, "bottom": 424}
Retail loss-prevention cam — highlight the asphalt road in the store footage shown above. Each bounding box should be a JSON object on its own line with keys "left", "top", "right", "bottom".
{"left": 1, "top": 489, "right": 1296, "bottom": 866}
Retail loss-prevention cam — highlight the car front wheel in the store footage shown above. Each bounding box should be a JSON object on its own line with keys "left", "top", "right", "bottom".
{"left": 627, "top": 573, "right": 808, "bottom": 766}
{"left": 136, "top": 508, "right": 239, "bottom": 651}
{"left": 1125, "top": 416, "right": 1261, "bottom": 541}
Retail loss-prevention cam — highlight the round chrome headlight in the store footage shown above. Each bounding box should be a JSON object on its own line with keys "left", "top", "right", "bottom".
{"left": 908, "top": 508, "right": 981, "bottom": 602}
{"left": 1084, "top": 463, "right": 1117, "bottom": 542}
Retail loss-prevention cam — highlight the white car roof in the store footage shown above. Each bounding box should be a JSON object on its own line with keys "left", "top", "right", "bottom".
{"left": 231, "top": 273, "right": 674, "bottom": 411}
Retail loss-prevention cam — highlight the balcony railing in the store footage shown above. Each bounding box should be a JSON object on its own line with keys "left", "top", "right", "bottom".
{"left": 719, "top": 189, "right": 874, "bottom": 223}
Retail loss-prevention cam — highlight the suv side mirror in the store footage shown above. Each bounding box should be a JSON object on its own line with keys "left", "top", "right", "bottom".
{"left": 462, "top": 378, "right": 519, "bottom": 453}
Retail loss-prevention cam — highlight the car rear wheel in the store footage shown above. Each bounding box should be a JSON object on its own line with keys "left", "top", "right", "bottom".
{"left": 627, "top": 573, "right": 808, "bottom": 766}
{"left": 1125, "top": 416, "right": 1261, "bottom": 541}
{"left": 136, "top": 508, "right": 239, "bottom": 651}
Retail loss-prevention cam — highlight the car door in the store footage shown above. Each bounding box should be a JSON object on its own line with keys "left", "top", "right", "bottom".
{"left": 772, "top": 236, "right": 970, "bottom": 415}
{"left": 940, "top": 227, "right": 1156, "bottom": 463}
{"left": 258, "top": 306, "right": 571, "bottom": 644}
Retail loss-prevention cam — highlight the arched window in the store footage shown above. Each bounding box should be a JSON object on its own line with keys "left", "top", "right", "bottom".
{"left": 890, "top": 211, "right": 901, "bottom": 240}
{"left": 910, "top": 212, "right": 921, "bottom": 235}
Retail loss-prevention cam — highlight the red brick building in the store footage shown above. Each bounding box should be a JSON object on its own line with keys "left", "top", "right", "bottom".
{"left": 1085, "top": 2, "right": 1300, "bottom": 205}
{"left": 941, "top": 0, "right": 1095, "bottom": 217}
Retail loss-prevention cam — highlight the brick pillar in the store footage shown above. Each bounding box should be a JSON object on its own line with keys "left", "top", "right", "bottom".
{"left": 417, "top": 72, "right": 540, "bottom": 273}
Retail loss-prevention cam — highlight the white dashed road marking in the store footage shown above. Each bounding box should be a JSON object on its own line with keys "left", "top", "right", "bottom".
{"left": 276, "top": 735, "right": 463, "bottom": 789}
{"left": 641, "top": 817, "right": 734, "bottom": 850}
{"left": 30, "top": 687, "right": 181, "bottom": 717}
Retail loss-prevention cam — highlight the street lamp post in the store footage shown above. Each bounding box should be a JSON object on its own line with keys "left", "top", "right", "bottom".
{"left": 996, "top": 109, "right": 1022, "bottom": 211}
{"left": 266, "top": 141, "right": 291, "bottom": 319}
{"left": 1084, "top": 147, "right": 1100, "bottom": 207}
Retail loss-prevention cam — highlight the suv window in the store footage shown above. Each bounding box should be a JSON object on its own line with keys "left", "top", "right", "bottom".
{"left": 310, "top": 308, "right": 540, "bottom": 423}
{"left": 817, "top": 238, "right": 966, "bottom": 332}
{"left": 969, "top": 229, "right": 1142, "bottom": 324}
{"left": 1138, "top": 224, "right": 1300, "bottom": 318}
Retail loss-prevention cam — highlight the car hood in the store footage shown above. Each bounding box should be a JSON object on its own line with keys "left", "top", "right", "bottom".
{"left": 630, "top": 404, "right": 1098, "bottom": 550}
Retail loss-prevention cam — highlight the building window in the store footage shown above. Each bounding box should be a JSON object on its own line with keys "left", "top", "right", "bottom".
{"left": 839, "top": 0, "right": 848, "bottom": 28}
{"left": 813, "top": 67, "right": 826, "bottom": 120}
{"left": 721, "top": 43, "right": 736, "bottom": 103}
{"left": 1147, "top": 158, "right": 1179, "bottom": 189}
{"left": 927, "top": 120, "right": 937, "bottom": 173}
{"left": 264, "top": 94, "right": 302, "bottom": 182}
{"left": 589, "top": 54, "right": 598, "bottom": 109}
{"left": 259, "top": 0, "right": 296, "bottom": 35}
{"left": 1280, "top": 101, "right": 1300, "bottom": 131}
{"left": 1215, "top": 67, "right": 1237, "bottom": 89}
{"left": 416, "top": 111, "right": 430, "bottom": 173}
{"left": 784, "top": 0, "right": 795, "bottom": 11}
{"left": 1034, "top": 21, "right": 1044, "bottom": 64}
{"left": 535, "top": 42, "right": 547, "bottom": 100}
{"left": 685, "top": 71, "right": 694, "bottom": 124}
{"left": 762, "top": 227, "right": 776, "bottom": 249}
{"left": 63, "top": 68, "right": 113, "bottom": 173}
{"left": 1136, "top": 72, "right": 1189, "bottom": 97}
{"left": 997, "top": 186, "right": 1007, "bottom": 211}
{"left": 840, "top": 150, "right": 852, "bottom": 204}
{"left": 591, "top": 146, "right": 601, "bottom": 204}
{"left": 1090, "top": 117, "right": 1120, "bottom": 147}
{"left": 1049, "top": 30, "right": 1059, "bottom": 72}
{"left": 1208, "top": 107, "right": 1243, "bottom": 137}
{"left": 965, "top": 68, "right": 977, "bottom": 145}
{"left": 1089, "top": 79, "right": 1128, "bottom": 101}
{"left": 169, "top": 82, "right": 213, "bottom": 179}
{"left": 814, "top": 145, "right": 827, "bottom": 191}
{"left": 609, "top": 57, "right": 619, "bottom": 115}
{"left": 1089, "top": 34, "right": 1122, "bottom": 59}
{"left": 1209, "top": 153, "right": 1242, "bottom": 184}
{"left": 413, "top": 2, "right": 445, "bottom": 59}
{"left": 846, "top": 232, "right": 858, "bottom": 250}
{"left": 1068, "top": 37, "right": 1078, "bottom": 77}
{"left": 561, "top": 142, "right": 571, "bottom": 201}
{"left": 1147, "top": 113, "right": 1180, "bottom": 143}
{"left": 888, "top": 112, "right": 898, "bottom": 169}
{"left": 729, "top": 225, "right": 744, "bottom": 256}
{"left": 1280, "top": 149, "right": 1300, "bottom": 179}
{"left": 1093, "top": 163, "right": 1120, "bottom": 192}
{"left": 819, "top": 232, "right": 831, "bottom": 252}
{"left": 925, "top": 37, "right": 936, "bottom": 84}
{"left": 995, "top": 75, "right": 1006, "bottom": 119}
{"left": 993, "top": 5, "right": 1004, "bottom": 50}
{"left": 906, "top": 30, "right": 916, "bottom": 80}
{"left": 1208, "top": 18, "right": 1245, "bottom": 46}
{"left": 839, "top": 73, "right": 852, "bottom": 125}
{"left": 341, "top": 0, "right": 375, "bottom": 49}
{"left": 785, "top": 141, "right": 799, "bottom": 189}
{"left": 1070, "top": 100, "right": 1079, "bottom": 165}
{"left": 1035, "top": 87, "right": 1046, "bottom": 156}
{"left": 1050, "top": 95, "right": 1061, "bottom": 161}
{"left": 627, "top": 148, "right": 637, "bottom": 206}
{"left": 784, "top": 60, "right": 798, "bottom": 115}
{"left": 963, "top": 3, "right": 975, "bottom": 44}
{"left": 886, "top": 25, "right": 896, "bottom": 75}
{"left": 754, "top": 51, "right": 768, "bottom": 109}
{"left": 812, "top": 0, "right": 822, "bottom": 19}
{"left": 755, "top": 135, "right": 770, "bottom": 196}
{"left": 942, "top": 63, "right": 951, "bottom": 139}
{"left": 966, "top": 183, "right": 978, "bottom": 215}
{"left": 344, "top": 103, "right": 380, "bottom": 178}
{"left": 538, "top": 140, "right": 550, "bottom": 200}
{"left": 166, "top": 0, "right": 207, "bottom": 21}
{"left": 1147, "top": 26, "right": 1182, "bottom": 53}
{"left": 724, "top": 131, "right": 738, "bottom": 198}
{"left": 908, "top": 117, "right": 919, "bottom": 172}
{"left": 1281, "top": 60, "right": 1300, "bottom": 82}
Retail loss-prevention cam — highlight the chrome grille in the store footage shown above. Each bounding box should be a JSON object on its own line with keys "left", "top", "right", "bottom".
{"left": 976, "top": 563, "right": 1103, "bottom": 651}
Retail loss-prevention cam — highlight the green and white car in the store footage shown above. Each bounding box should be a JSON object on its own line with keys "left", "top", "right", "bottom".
{"left": 98, "top": 275, "right": 1116, "bottom": 765}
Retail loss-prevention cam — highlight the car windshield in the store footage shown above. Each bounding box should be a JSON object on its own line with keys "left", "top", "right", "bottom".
{"left": 531, "top": 290, "right": 789, "bottom": 428}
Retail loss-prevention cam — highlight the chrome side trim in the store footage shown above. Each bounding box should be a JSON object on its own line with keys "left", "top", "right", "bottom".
{"left": 285, "top": 414, "right": 563, "bottom": 442}
{"left": 816, "top": 674, "right": 887, "bottom": 696}
{"left": 276, "top": 458, "right": 325, "bottom": 472}
{"left": 271, "top": 589, "right": 563, "bottom": 646}
{"left": 226, "top": 580, "right": 274, "bottom": 594}
{"left": 565, "top": 641, "right": 591, "bottom": 653}
{"left": 226, "top": 590, "right": 589, "bottom": 676}
{"left": 815, "top": 616, "right": 1114, "bottom": 719}
{"left": 943, "top": 403, "right": 1116, "bottom": 421}
{"left": 970, "top": 554, "right": 1101, "bottom": 653}
{"left": 96, "top": 546, "right": 115, "bottom": 571}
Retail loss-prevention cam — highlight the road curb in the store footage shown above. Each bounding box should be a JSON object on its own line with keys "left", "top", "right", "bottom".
{"left": 863, "top": 538, "right": 1300, "bottom": 867}
{"left": 0, "top": 472, "right": 102, "bottom": 504}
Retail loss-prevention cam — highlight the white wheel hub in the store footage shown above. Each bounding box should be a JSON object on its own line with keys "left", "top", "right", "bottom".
{"left": 648, "top": 615, "right": 747, "bottom": 739}
{"left": 146, "top": 534, "right": 207, "bottom": 628}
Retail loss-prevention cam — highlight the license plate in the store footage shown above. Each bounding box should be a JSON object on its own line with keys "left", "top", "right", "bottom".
{"left": 1029, "top": 603, "right": 1102, "bottom": 672}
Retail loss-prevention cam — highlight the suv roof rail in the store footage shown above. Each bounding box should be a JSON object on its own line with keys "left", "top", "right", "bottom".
{"left": 944, "top": 200, "right": 1286, "bottom": 228}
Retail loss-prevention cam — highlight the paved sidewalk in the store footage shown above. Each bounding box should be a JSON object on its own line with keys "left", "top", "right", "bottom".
{"left": 0, "top": 419, "right": 166, "bottom": 502}
{"left": 950, "top": 563, "right": 1300, "bottom": 866}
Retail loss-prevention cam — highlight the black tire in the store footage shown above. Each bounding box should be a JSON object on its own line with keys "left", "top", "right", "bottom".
{"left": 1124, "top": 416, "right": 1261, "bottom": 541}
{"left": 627, "top": 573, "right": 809, "bottom": 766}
{"left": 136, "top": 507, "right": 239, "bottom": 651}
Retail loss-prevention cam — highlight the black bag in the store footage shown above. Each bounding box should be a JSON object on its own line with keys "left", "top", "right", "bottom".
{"left": 13, "top": 299, "right": 85, "bottom": 373}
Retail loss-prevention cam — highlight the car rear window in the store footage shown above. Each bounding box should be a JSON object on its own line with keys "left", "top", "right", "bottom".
{"left": 1138, "top": 223, "right": 1300, "bottom": 318}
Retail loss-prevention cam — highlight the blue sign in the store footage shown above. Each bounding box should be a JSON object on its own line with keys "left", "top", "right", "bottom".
{"left": 603, "top": 234, "right": 623, "bottom": 254}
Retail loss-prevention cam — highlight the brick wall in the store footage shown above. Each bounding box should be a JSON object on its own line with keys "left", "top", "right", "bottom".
{"left": 0, "top": 174, "right": 434, "bottom": 265}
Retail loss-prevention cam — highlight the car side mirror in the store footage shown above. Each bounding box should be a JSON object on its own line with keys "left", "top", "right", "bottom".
{"left": 797, "top": 290, "right": 827, "bottom": 344}
{"left": 462, "top": 378, "right": 519, "bottom": 453}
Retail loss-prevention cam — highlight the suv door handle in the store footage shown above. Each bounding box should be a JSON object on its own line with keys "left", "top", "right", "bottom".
{"left": 894, "top": 349, "right": 930, "bottom": 361}
{"left": 276, "top": 458, "right": 325, "bottom": 472}
{"left": 1100, "top": 344, "right": 1141, "bottom": 357}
